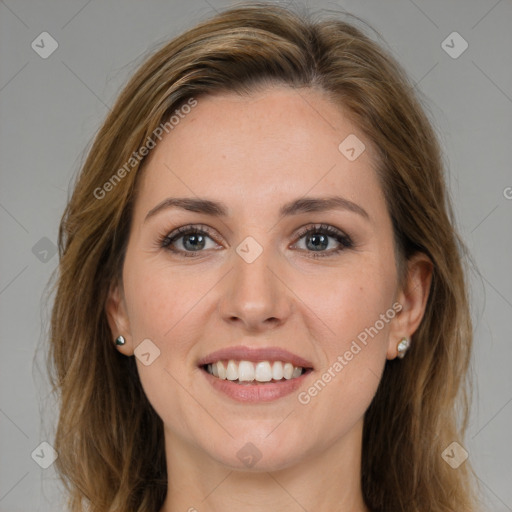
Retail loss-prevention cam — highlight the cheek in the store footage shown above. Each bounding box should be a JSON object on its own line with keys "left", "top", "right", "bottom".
{"left": 294, "top": 260, "right": 396, "bottom": 354}
{"left": 121, "top": 261, "right": 209, "bottom": 432}
{"left": 292, "top": 256, "right": 396, "bottom": 429}
{"left": 296, "top": 272, "right": 394, "bottom": 441}
{"left": 123, "top": 257, "right": 215, "bottom": 341}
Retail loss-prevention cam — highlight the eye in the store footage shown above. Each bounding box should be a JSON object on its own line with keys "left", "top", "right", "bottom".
{"left": 292, "top": 223, "right": 353, "bottom": 258}
{"left": 158, "top": 223, "right": 353, "bottom": 259}
{"left": 158, "top": 225, "right": 221, "bottom": 257}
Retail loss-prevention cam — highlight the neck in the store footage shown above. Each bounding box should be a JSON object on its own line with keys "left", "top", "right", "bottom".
{"left": 158, "top": 418, "right": 369, "bottom": 512}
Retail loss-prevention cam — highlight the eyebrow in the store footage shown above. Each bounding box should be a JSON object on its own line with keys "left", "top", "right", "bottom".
{"left": 144, "top": 195, "right": 370, "bottom": 223}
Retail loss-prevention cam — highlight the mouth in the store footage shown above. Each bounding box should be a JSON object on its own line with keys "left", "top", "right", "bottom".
{"left": 200, "top": 360, "right": 313, "bottom": 384}
{"left": 196, "top": 346, "right": 314, "bottom": 401}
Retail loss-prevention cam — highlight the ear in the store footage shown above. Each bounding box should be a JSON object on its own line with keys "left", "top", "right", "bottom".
{"left": 105, "top": 279, "right": 134, "bottom": 355}
{"left": 387, "top": 252, "right": 433, "bottom": 360}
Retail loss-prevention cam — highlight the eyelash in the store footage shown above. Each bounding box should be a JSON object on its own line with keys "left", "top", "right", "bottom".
{"left": 157, "top": 223, "right": 354, "bottom": 259}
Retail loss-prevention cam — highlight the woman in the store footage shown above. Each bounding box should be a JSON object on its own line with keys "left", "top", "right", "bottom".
{"left": 47, "top": 3, "right": 480, "bottom": 511}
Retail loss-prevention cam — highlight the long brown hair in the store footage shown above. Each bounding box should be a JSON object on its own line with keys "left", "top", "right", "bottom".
{"left": 46, "top": 3, "right": 480, "bottom": 511}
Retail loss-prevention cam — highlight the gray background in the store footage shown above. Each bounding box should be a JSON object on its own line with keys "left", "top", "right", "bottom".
{"left": 1, "top": 0, "right": 511, "bottom": 510}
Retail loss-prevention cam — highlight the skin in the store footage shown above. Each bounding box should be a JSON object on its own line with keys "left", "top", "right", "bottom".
{"left": 106, "top": 85, "right": 432, "bottom": 512}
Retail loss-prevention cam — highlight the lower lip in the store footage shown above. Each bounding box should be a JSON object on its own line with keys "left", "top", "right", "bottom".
{"left": 200, "top": 367, "right": 312, "bottom": 403}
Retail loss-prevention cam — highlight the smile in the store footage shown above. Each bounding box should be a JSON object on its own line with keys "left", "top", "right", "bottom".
{"left": 197, "top": 345, "right": 314, "bottom": 402}
{"left": 202, "top": 359, "right": 308, "bottom": 384}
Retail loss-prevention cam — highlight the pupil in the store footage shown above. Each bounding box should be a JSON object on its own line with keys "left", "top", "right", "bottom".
{"left": 307, "top": 233, "right": 327, "bottom": 251}
{"left": 184, "top": 234, "right": 205, "bottom": 251}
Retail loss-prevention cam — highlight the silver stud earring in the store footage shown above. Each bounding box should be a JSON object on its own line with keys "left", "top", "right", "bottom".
{"left": 115, "top": 335, "right": 126, "bottom": 346}
{"left": 396, "top": 337, "right": 410, "bottom": 359}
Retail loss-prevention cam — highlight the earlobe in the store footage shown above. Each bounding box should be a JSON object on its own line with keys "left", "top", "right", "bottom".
{"left": 105, "top": 281, "right": 133, "bottom": 354}
{"left": 115, "top": 335, "right": 127, "bottom": 346}
{"left": 387, "top": 252, "right": 433, "bottom": 360}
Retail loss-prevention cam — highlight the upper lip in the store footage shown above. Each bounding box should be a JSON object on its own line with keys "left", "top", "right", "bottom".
{"left": 197, "top": 345, "right": 314, "bottom": 369}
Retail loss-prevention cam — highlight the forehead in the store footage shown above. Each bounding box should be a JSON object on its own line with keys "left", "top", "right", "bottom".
{"left": 134, "top": 86, "right": 384, "bottom": 220}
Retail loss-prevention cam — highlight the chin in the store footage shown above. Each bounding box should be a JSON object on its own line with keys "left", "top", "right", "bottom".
{"left": 204, "top": 430, "right": 308, "bottom": 472}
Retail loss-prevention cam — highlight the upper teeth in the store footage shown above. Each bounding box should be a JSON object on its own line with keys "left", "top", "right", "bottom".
{"left": 206, "top": 360, "right": 303, "bottom": 382}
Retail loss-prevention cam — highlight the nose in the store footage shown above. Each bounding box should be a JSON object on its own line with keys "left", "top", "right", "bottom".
{"left": 217, "top": 242, "right": 293, "bottom": 332}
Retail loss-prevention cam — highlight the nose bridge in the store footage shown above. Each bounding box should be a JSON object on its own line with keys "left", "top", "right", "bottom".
{"left": 218, "top": 233, "right": 292, "bottom": 329}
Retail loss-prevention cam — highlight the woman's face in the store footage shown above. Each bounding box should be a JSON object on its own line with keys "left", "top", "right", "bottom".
{"left": 108, "top": 85, "right": 423, "bottom": 471}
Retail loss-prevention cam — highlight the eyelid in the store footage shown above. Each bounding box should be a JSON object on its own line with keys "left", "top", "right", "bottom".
{"left": 159, "top": 223, "right": 223, "bottom": 248}
{"left": 292, "top": 223, "right": 350, "bottom": 242}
